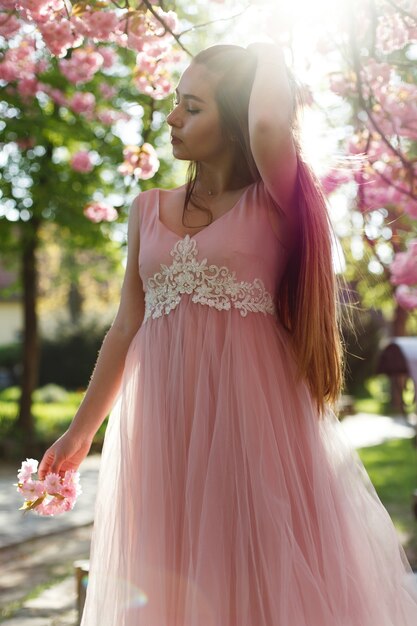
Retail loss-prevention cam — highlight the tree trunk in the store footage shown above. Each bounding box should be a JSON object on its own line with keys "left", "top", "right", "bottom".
{"left": 68, "top": 281, "right": 83, "bottom": 324}
{"left": 17, "top": 219, "right": 40, "bottom": 455}
{"left": 390, "top": 304, "right": 408, "bottom": 415}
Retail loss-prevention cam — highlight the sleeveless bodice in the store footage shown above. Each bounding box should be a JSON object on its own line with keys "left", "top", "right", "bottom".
{"left": 138, "top": 179, "right": 289, "bottom": 324}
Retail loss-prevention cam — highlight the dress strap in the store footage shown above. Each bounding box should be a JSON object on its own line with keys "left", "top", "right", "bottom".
{"left": 136, "top": 188, "right": 156, "bottom": 233}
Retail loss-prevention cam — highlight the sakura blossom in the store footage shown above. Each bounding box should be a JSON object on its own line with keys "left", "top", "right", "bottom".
{"left": 39, "top": 19, "right": 83, "bottom": 57}
{"left": 0, "top": 13, "right": 21, "bottom": 37}
{"left": 395, "top": 286, "right": 417, "bottom": 311}
{"left": 84, "top": 201, "right": 118, "bottom": 223}
{"left": 60, "top": 481, "right": 78, "bottom": 499}
{"left": 17, "top": 478, "right": 46, "bottom": 500}
{"left": 17, "top": 76, "right": 38, "bottom": 98}
{"left": 63, "top": 470, "right": 80, "bottom": 487}
{"left": 0, "top": 0, "right": 18, "bottom": 9}
{"left": 69, "top": 91, "right": 96, "bottom": 117}
{"left": 96, "top": 109, "right": 130, "bottom": 125}
{"left": 59, "top": 48, "right": 104, "bottom": 85}
{"left": 98, "top": 82, "right": 118, "bottom": 99}
{"left": 390, "top": 242, "right": 417, "bottom": 286}
{"left": 15, "top": 460, "right": 82, "bottom": 516}
{"left": 73, "top": 9, "right": 120, "bottom": 41}
{"left": 118, "top": 143, "right": 160, "bottom": 180}
{"left": 376, "top": 13, "right": 416, "bottom": 54}
{"left": 41, "top": 84, "right": 68, "bottom": 107}
{"left": 320, "top": 169, "right": 352, "bottom": 195}
{"left": 150, "top": 7, "right": 180, "bottom": 36}
{"left": 0, "top": 39, "right": 38, "bottom": 82}
{"left": 97, "top": 47, "right": 118, "bottom": 70}
{"left": 70, "top": 150, "right": 94, "bottom": 173}
{"left": 16, "top": 0, "right": 66, "bottom": 24}
{"left": 317, "top": 5, "right": 417, "bottom": 311}
{"left": 44, "top": 472, "right": 63, "bottom": 494}
{"left": 17, "top": 458, "right": 39, "bottom": 481}
{"left": 133, "top": 66, "right": 173, "bottom": 99}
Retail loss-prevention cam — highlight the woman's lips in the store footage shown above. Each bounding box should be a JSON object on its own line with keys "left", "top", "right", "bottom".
{"left": 171, "top": 136, "right": 182, "bottom": 144}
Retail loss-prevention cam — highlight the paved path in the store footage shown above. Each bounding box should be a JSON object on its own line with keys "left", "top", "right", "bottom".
{"left": 0, "top": 576, "right": 78, "bottom": 625}
{"left": 340, "top": 411, "right": 416, "bottom": 448}
{"left": 0, "top": 412, "right": 416, "bottom": 625}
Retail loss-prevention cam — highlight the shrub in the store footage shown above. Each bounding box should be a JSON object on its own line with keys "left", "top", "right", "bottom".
{"left": 33, "top": 384, "right": 69, "bottom": 403}
{"left": 341, "top": 306, "right": 386, "bottom": 396}
{"left": 38, "top": 320, "right": 110, "bottom": 389}
{"left": 0, "top": 343, "right": 21, "bottom": 367}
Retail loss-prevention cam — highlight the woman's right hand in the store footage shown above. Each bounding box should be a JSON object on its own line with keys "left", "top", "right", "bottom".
{"left": 38, "top": 429, "right": 94, "bottom": 481}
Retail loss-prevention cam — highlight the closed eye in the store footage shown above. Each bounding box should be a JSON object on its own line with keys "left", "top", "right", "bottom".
{"left": 171, "top": 96, "right": 200, "bottom": 115}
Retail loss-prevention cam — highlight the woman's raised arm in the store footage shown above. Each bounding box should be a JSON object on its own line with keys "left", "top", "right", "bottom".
{"left": 247, "top": 42, "right": 298, "bottom": 219}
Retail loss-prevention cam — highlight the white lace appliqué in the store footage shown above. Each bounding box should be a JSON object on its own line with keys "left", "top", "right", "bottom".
{"left": 143, "top": 235, "right": 276, "bottom": 322}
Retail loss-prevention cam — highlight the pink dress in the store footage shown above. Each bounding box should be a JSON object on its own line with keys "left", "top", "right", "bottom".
{"left": 80, "top": 179, "right": 417, "bottom": 625}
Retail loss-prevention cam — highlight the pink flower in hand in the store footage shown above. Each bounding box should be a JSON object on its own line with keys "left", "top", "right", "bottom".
{"left": 36, "top": 498, "right": 65, "bottom": 516}
{"left": 44, "top": 473, "right": 63, "bottom": 495}
{"left": 15, "top": 460, "right": 82, "bottom": 516}
{"left": 17, "top": 458, "right": 38, "bottom": 481}
{"left": 17, "top": 478, "right": 46, "bottom": 499}
{"left": 63, "top": 470, "right": 81, "bottom": 487}
{"left": 60, "top": 482, "right": 78, "bottom": 500}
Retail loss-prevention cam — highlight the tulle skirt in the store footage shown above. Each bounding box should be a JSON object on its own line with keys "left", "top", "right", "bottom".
{"left": 80, "top": 297, "right": 417, "bottom": 625}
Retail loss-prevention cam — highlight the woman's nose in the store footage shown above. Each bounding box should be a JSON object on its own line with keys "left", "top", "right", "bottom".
{"left": 166, "top": 108, "right": 182, "bottom": 127}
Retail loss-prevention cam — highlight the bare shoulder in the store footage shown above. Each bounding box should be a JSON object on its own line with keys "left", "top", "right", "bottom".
{"left": 158, "top": 184, "right": 188, "bottom": 210}
{"left": 159, "top": 184, "right": 187, "bottom": 195}
{"left": 128, "top": 188, "right": 156, "bottom": 219}
{"left": 133, "top": 185, "right": 186, "bottom": 204}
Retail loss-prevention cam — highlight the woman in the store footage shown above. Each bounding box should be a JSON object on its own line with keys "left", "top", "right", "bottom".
{"left": 39, "top": 43, "right": 417, "bottom": 625}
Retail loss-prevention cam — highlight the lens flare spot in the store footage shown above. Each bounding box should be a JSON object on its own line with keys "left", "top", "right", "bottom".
{"left": 110, "top": 566, "right": 218, "bottom": 625}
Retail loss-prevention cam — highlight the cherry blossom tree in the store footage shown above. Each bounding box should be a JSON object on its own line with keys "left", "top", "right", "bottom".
{"left": 0, "top": 0, "right": 192, "bottom": 453}
{"left": 317, "top": 0, "right": 417, "bottom": 329}
{"left": 3, "top": 0, "right": 416, "bottom": 444}
{"left": 302, "top": 0, "right": 417, "bottom": 410}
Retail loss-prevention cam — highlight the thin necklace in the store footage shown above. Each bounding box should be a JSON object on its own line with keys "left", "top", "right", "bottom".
{"left": 197, "top": 182, "right": 216, "bottom": 196}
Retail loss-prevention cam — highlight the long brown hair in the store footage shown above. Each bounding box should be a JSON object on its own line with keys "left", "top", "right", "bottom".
{"left": 179, "top": 44, "right": 344, "bottom": 416}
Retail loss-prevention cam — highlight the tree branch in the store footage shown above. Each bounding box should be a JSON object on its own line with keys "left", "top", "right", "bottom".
{"left": 347, "top": 3, "right": 414, "bottom": 179}
{"left": 382, "top": 0, "right": 417, "bottom": 24}
{"left": 141, "top": 0, "right": 193, "bottom": 56}
{"left": 179, "top": 5, "right": 251, "bottom": 37}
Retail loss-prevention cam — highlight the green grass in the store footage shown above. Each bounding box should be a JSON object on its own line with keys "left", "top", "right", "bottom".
{"left": 353, "top": 375, "right": 416, "bottom": 416}
{"left": 354, "top": 396, "right": 386, "bottom": 414}
{"left": 0, "top": 387, "right": 83, "bottom": 437}
{"left": 357, "top": 438, "right": 417, "bottom": 568}
{"left": 0, "top": 386, "right": 108, "bottom": 456}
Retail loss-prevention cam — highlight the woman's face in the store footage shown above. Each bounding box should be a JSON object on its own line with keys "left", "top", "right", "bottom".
{"left": 166, "top": 62, "right": 229, "bottom": 162}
